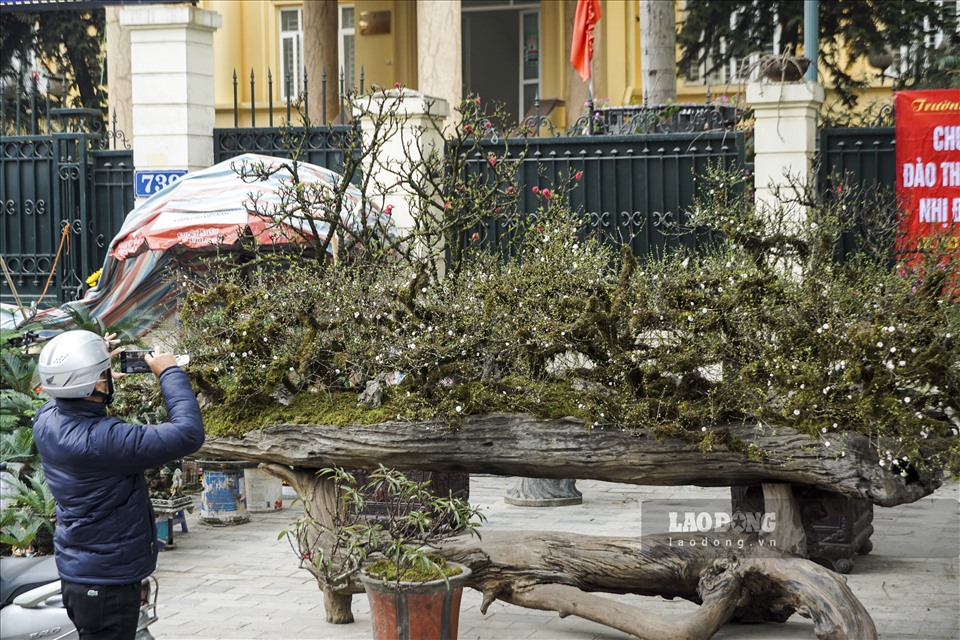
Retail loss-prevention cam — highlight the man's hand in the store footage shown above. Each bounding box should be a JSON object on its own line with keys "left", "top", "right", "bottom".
{"left": 145, "top": 351, "right": 178, "bottom": 377}
{"left": 105, "top": 333, "right": 128, "bottom": 380}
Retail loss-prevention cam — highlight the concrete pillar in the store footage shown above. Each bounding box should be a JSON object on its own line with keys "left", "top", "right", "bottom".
{"left": 120, "top": 5, "right": 222, "bottom": 177}
{"left": 747, "top": 82, "right": 824, "bottom": 220}
{"left": 416, "top": 0, "right": 461, "bottom": 130}
{"left": 354, "top": 90, "right": 449, "bottom": 234}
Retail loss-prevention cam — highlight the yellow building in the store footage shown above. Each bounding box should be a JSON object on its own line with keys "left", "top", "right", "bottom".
{"left": 114, "top": 0, "right": 910, "bottom": 131}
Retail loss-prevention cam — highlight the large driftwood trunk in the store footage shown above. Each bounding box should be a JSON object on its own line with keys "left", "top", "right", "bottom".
{"left": 261, "top": 464, "right": 877, "bottom": 640}
{"left": 200, "top": 415, "right": 924, "bottom": 639}
{"left": 200, "top": 413, "right": 937, "bottom": 507}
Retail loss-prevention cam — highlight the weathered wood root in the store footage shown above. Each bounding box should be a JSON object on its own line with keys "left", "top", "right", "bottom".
{"left": 438, "top": 531, "right": 876, "bottom": 640}
{"left": 261, "top": 466, "right": 876, "bottom": 639}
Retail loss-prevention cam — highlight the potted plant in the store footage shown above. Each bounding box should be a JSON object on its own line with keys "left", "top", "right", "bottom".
{"left": 287, "top": 465, "right": 485, "bottom": 640}
{"left": 753, "top": 49, "right": 811, "bottom": 82}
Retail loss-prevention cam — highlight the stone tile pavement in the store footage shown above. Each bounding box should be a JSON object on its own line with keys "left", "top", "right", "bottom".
{"left": 150, "top": 475, "right": 959, "bottom": 640}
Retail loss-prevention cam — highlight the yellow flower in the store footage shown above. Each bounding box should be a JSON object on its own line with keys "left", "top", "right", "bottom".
{"left": 86, "top": 268, "right": 102, "bottom": 287}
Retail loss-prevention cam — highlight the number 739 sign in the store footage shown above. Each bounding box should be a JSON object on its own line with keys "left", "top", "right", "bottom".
{"left": 134, "top": 169, "right": 188, "bottom": 198}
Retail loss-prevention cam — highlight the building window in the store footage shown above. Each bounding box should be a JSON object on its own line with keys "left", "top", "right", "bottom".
{"left": 340, "top": 5, "right": 356, "bottom": 91}
{"left": 925, "top": 0, "right": 959, "bottom": 49}
{"left": 279, "top": 7, "right": 303, "bottom": 100}
{"left": 680, "top": 2, "right": 779, "bottom": 86}
{"left": 279, "top": 5, "right": 356, "bottom": 99}
{"left": 898, "top": 0, "right": 959, "bottom": 78}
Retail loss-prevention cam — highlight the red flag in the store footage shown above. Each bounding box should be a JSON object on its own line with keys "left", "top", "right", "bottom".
{"left": 570, "top": 0, "right": 602, "bottom": 82}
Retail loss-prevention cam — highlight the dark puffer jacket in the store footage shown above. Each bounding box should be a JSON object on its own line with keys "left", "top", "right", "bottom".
{"left": 32, "top": 366, "right": 204, "bottom": 585}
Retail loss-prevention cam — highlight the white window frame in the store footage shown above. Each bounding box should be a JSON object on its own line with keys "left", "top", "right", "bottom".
{"left": 925, "top": 0, "right": 959, "bottom": 49}
{"left": 730, "top": 10, "right": 781, "bottom": 83}
{"left": 279, "top": 6, "right": 304, "bottom": 101}
{"left": 519, "top": 8, "right": 541, "bottom": 117}
{"left": 680, "top": 3, "right": 780, "bottom": 85}
{"left": 339, "top": 4, "right": 356, "bottom": 91}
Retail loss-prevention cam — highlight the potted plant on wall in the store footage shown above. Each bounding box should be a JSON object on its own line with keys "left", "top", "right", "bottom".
{"left": 286, "top": 465, "right": 485, "bottom": 640}
{"left": 752, "top": 47, "right": 811, "bottom": 82}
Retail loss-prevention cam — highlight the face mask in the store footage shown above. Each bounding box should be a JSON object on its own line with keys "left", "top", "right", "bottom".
{"left": 90, "top": 371, "right": 115, "bottom": 406}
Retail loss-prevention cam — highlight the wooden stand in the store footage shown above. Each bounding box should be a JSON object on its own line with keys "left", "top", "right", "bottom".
{"left": 731, "top": 485, "right": 874, "bottom": 573}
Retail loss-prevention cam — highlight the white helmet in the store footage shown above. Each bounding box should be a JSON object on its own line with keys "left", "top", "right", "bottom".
{"left": 37, "top": 330, "right": 112, "bottom": 399}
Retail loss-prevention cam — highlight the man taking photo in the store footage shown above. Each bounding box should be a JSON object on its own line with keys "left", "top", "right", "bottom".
{"left": 33, "top": 330, "right": 204, "bottom": 639}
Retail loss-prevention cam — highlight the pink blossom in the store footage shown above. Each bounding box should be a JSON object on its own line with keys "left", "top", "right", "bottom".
{"left": 542, "top": 188, "right": 552, "bottom": 199}
{"left": 575, "top": 171, "right": 583, "bottom": 181}
{"left": 532, "top": 186, "right": 539, "bottom": 194}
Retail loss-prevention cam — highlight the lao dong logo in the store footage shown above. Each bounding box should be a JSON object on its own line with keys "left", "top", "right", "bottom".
{"left": 668, "top": 509, "right": 777, "bottom": 534}
{"left": 665, "top": 509, "right": 779, "bottom": 550}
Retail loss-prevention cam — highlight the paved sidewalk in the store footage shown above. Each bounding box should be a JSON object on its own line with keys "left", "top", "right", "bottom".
{"left": 150, "top": 476, "right": 959, "bottom": 640}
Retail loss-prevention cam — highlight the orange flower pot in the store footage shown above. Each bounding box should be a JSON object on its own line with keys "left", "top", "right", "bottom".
{"left": 360, "top": 563, "right": 472, "bottom": 640}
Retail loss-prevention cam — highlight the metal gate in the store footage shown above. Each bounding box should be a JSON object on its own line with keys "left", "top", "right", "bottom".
{"left": 817, "top": 127, "right": 896, "bottom": 262}
{"left": 1, "top": 108, "right": 134, "bottom": 309}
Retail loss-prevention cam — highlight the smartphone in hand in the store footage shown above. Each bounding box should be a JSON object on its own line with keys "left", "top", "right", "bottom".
{"left": 119, "top": 349, "right": 153, "bottom": 374}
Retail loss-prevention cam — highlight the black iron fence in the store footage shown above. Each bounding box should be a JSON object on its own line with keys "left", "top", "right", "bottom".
{"left": 214, "top": 67, "right": 362, "bottom": 167}
{"left": 0, "top": 63, "right": 898, "bottom": 309}
{"left": 461, "top": 131, "right": 745, "bottom": 261}
{"left": 0, "top": 104, "right": 133, "bottom": 308}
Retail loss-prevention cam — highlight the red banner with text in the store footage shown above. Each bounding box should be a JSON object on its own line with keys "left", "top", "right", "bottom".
{"left": 895, "top": 89, "right": 960, "bottom": 256}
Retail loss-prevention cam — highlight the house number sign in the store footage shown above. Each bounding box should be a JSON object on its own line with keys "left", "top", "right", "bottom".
{"left": 135, "top": 169, "right": 188, "bottom": 198}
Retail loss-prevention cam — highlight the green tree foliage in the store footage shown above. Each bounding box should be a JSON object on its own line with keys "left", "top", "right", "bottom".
{"left": 678, "top": 0, "right": 959, "bottom": 106}
{"left": 0, "top": 8, "right": 106, "bottom": 109}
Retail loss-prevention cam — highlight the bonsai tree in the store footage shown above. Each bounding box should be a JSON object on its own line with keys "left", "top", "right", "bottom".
{"left": 285, "top": 465, "right": 484, "bottom": 589}
{"left": 184, "top": 92, "right": 957, "bottom": 639}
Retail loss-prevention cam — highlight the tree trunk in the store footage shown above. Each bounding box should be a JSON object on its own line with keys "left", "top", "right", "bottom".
{"left": 263, "top": 464, "right": 354, "bottom": 623}
{"left": 200, "top": 413, "right": 937, "bottom": 507}
{"left": 303, "top": 0, "right": 339, "bottom": 123}
{"left": 639, "top": 0, "right": 677, "bottom": 104}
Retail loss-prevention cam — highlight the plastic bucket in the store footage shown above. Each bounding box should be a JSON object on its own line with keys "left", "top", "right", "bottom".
{"left": 244, "top": 467, "right": 283, "bottom": 512}
{"left": 198, "top": 461, "right": 250, "bottom": 525}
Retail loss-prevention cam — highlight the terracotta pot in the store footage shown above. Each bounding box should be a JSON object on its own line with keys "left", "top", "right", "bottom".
{"left": 760, "top": 56, "right": 810, "bottom": 82}
{"left": 868, "top": 47, "right": 894, "bottom": 72}
{"left": 360, "top": 563, "right": 472, "bottom": 640}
